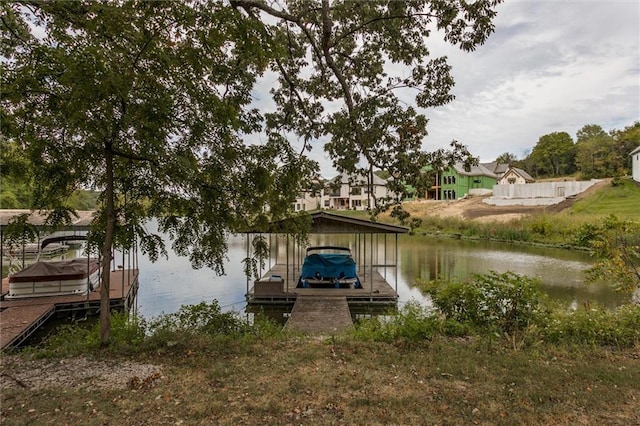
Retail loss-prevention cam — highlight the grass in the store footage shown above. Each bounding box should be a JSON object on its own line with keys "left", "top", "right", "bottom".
{"left": 2, "top": 291, "right": 639, "bottom": 425}
{"left": 567, "top": 178, "right": 640, "bottom": 220}
{"left": 2, "top": 337, "right": 639, "bottom": 425}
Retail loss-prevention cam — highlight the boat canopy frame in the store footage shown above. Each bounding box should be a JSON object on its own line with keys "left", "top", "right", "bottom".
{"left": 245, "top": 211, "right": 409, "bottom": 300}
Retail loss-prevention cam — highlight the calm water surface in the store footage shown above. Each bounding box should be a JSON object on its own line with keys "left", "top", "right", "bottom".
{"left": 132, "top": 222, "right": 628, "bottom": 319}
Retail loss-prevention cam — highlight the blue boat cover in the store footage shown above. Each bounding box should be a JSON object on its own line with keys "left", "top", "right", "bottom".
{"left": 296, "top": 253, "right": 362, "bottom": 288}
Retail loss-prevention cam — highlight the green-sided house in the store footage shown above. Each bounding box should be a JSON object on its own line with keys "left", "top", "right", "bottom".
{"left": 440, "top": 163, "right": 498, "bottom": 200}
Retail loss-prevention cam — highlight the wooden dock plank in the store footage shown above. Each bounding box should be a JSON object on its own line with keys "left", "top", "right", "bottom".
{"left": 285, "top": 295, "right": 353, "bottom": 334}
{"left": 0, "top": 304, "right": 55, "bottom": 348}
{"left": 247, "top": 264, "right": 398, "bottom": 304}
{"left": 0, "top": 269, "right": 139, "bottom": 350}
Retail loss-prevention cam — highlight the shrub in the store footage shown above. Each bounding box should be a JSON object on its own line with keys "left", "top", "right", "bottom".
{"left": 352, "top": 301, "right": 440, "bottom": 342}
{"left": 543, "top": 303, "right": 640, "bottom": 348}
{"left": 147, "top": 300, "right": 249, "bottom": 338}
{"left": 420, "top": 271, "right": 550, "bottom": 335}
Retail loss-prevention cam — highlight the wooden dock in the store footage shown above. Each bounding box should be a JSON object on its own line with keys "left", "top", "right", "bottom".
{"left": 246, "top": 264, "right": 398, "bottom": 309}
{"left": 285, "top": 296, "right": 353, "bottom": 334}
{"left": 0, "top": 269, "right": 139, "bottom": 349}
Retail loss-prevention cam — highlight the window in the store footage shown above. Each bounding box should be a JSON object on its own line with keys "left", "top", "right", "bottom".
{"left": 508, "top": 177, "right": 516, "bottom": 184}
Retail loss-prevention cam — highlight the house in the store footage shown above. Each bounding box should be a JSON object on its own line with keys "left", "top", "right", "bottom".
{"left": 481, "top": 162, "right": 510, "bottom": 179}
{"left": 498, "top": 167, "right": 536, "bottom": 185}
{"left": 631, "top": 146, "right": 640, "bottom": 183}
{"left": 292, "top": 171, "right": 397, "bottom": 212}
{"left": 292, "top": 190, "right": 321, "bottom": 212}
{"left": 440, "top": 163, "right": 498, "bottom": 200}
{"left": 322, "top": 172, "right": 395, "bottom": 211}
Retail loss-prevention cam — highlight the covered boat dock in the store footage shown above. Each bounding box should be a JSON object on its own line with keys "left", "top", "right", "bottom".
{"left": 245, "top": 211, "right": 408, "bottom": 328}
{"left": 0, "top": 209, "right": 140, "bottom": 349}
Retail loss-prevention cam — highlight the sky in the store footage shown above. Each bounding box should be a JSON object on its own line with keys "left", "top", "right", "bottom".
{"left": 422, "top": 0, "right": 640, "bottom": 165}
{"left": 258, "top": 0, "right": 640, "bottom": 178}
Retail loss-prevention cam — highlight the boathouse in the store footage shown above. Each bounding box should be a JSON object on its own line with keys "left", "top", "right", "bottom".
{"left": 244, "top": 211, "right": 408, "bottom": 332}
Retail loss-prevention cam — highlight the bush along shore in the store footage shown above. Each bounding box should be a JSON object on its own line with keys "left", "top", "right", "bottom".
{"left": 2, "top": 272, "right": 639, "bottom": 425}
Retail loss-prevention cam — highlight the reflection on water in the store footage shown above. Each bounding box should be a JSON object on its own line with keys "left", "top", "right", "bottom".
{"left": 131, "top": 223, "right": 627, "bottom": 318}
{"left": 397, "top": 235, "right": 627, "bottom": 309}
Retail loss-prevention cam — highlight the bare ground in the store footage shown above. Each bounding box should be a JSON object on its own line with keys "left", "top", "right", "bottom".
{"left": 0, "top": 354, "right": 164, "bottom": 391}
{"left": 396, "top": 179, "right": 610, "bottom": 223}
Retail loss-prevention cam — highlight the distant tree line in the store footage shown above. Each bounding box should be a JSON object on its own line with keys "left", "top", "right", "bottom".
{"left": 1, "top": 141, "right": 99, "bottom": 210}
{"left": 495, "top": 122, "right": 640, "bottom": 179}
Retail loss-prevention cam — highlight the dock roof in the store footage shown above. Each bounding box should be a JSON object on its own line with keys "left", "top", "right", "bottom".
{"left": 254, "top": 211, "right": 409, "bottom": 235}
{"left": 0, "top": 210, "right": 95, "bottom": 230}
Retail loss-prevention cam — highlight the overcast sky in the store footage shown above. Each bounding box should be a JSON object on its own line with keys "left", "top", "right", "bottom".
{"left": 267, "top": 0, "right": 639, "bottom": 177}
{"left": 422, "top": 0, "right": 640, "bottom": 165}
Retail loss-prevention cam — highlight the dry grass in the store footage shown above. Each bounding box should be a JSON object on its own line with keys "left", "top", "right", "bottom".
{"left": 2, "top": 337, "right": 639, "bottom": 425}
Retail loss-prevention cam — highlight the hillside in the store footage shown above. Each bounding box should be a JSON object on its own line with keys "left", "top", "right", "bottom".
{"left": 391, "top": 178, "right": 639, "bottom": 223}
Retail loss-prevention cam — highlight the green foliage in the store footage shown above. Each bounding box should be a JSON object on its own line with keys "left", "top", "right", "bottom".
{"left": 390, "top": 205, "right": 411, "bottom": 225}
{"left": 580, "top": 215, "right": 640, "bottom": 293}
{"left": 420, "top": 271, "right": 549, "bottom": 334}
{"left": 574, "top": 124, "right": 623, "bottom": 179}
{"left": 543, "top": 303, "right": 640, "bottom": 348}
{"left": 39, "top": 313, "right": 146, "bottom": 356}
{"left": 351, "top": 301, "right": 440, "bottom": 342}
{"left": 528, "top": 131, "right": 575, "bottom": 177}
{"left": 3, "top": 213, "right": 38, "bottom": 247}
{"left": 147, "top": 301, "right": 249, "bottom": 338}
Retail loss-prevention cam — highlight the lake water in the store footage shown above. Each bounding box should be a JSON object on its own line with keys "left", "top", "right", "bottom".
{"left": 131, "top": 224, "right": 628, "bottom": 319}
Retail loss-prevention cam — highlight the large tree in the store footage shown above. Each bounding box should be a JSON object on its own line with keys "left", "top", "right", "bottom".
{"left": 574, "top": 124, "right": 621, "bottom": 179}
{"left": 612, "top": 122, "right": 640, "bottom": 172}
{"left": 1, "top": 0, "right": 502, "bottom": 344}
{"left": 528, "top": 131, "right": 575, "bottom": 177}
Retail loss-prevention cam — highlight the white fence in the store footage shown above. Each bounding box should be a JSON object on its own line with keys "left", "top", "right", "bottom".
{"left": 484, "top": 180, "right": 600, "bottom": 206}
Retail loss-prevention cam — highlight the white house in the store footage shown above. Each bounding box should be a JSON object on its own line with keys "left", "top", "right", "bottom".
{"left": 292, "top": 172, "right": 396, "bottom": 212}
{"left": 498, "top": 167, "right": 536, "bottom": 185}
{"left": 631, "top": 146, "right": 640, "bottom": 183}
{"left": 292, "top": 190, "right": 321, "bottom": 212}
{"left": 322, "top": 172, "right": 395, "bottom": 211}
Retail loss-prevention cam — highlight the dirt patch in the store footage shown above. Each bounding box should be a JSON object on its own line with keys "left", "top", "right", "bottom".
{"left": 398, "top": 179, "right": 610, "bottom": 222}
{"left": 0, "top": 355, "right": 164, "bottom": 391}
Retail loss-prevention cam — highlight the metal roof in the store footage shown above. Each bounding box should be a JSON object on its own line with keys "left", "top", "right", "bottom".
{"left": 0, "top": 210, "right": 95, "bottom": 230}
{"left": 252, "top": 211, "right": 409, "bottom": 235}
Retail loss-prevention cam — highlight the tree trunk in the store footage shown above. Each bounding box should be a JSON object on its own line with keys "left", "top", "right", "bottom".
{"left": 100, "top": 145, "right": 116, "bottom": 346}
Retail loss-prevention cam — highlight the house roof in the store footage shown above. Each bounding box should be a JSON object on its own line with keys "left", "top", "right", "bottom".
{"left": 251, "top": 211, "right": 409, "bottom": 235}
{"left": 481, "top": 162, "right": 509, "bottom": 175}
{"left": 451, "top": 163, "right": 498, "bottom": 178}
{"left": 503, "top": 167, "right": 535, "bottom": 182}
{"left": 630, "top": 146, "right": 640, "bottom": 156}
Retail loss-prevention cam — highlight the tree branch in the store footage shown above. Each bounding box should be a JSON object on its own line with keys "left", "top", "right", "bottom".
{"left": 331, "top": 12, "right": 435, "bottom": 48}
{"left": 1, "top": 16, "right": 29, "bottom": 45}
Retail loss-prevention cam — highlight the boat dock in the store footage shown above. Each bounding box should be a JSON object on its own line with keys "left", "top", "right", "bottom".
{"left": 0, "top": 269, "right": 139, "bottom": 349}
{"left": 244, "top": 211, "right": 407, "bottom": 333}
{"left": 285, "top": 296, "right": 353, "bottom": 333}
{"left": 247, "top": 264, "right": 398, "bottom": 307}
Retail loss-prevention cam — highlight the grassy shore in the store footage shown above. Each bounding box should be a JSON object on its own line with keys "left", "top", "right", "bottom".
{"left": 1, "top": 336, "right": 639, "bottom": 425}
{"left": 2, "top": 290, "right": 639, "bottom": 425}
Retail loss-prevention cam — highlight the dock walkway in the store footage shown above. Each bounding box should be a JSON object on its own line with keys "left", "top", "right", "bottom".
{"left": 285, "top": 295, "right": 353, "bottom": 334}
{"left": 247, "top": 264, "right": 398, "bottom": 307}
{"left": 0, "top": 269, "right": 138, "bottom": 349}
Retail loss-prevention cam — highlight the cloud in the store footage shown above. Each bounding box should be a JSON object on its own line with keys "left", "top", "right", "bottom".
{"left": 250, "top": 1, "right": 639, "bottom": 174}
{"left": 423, "top": 0, "right": 640, "bottom": 161}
